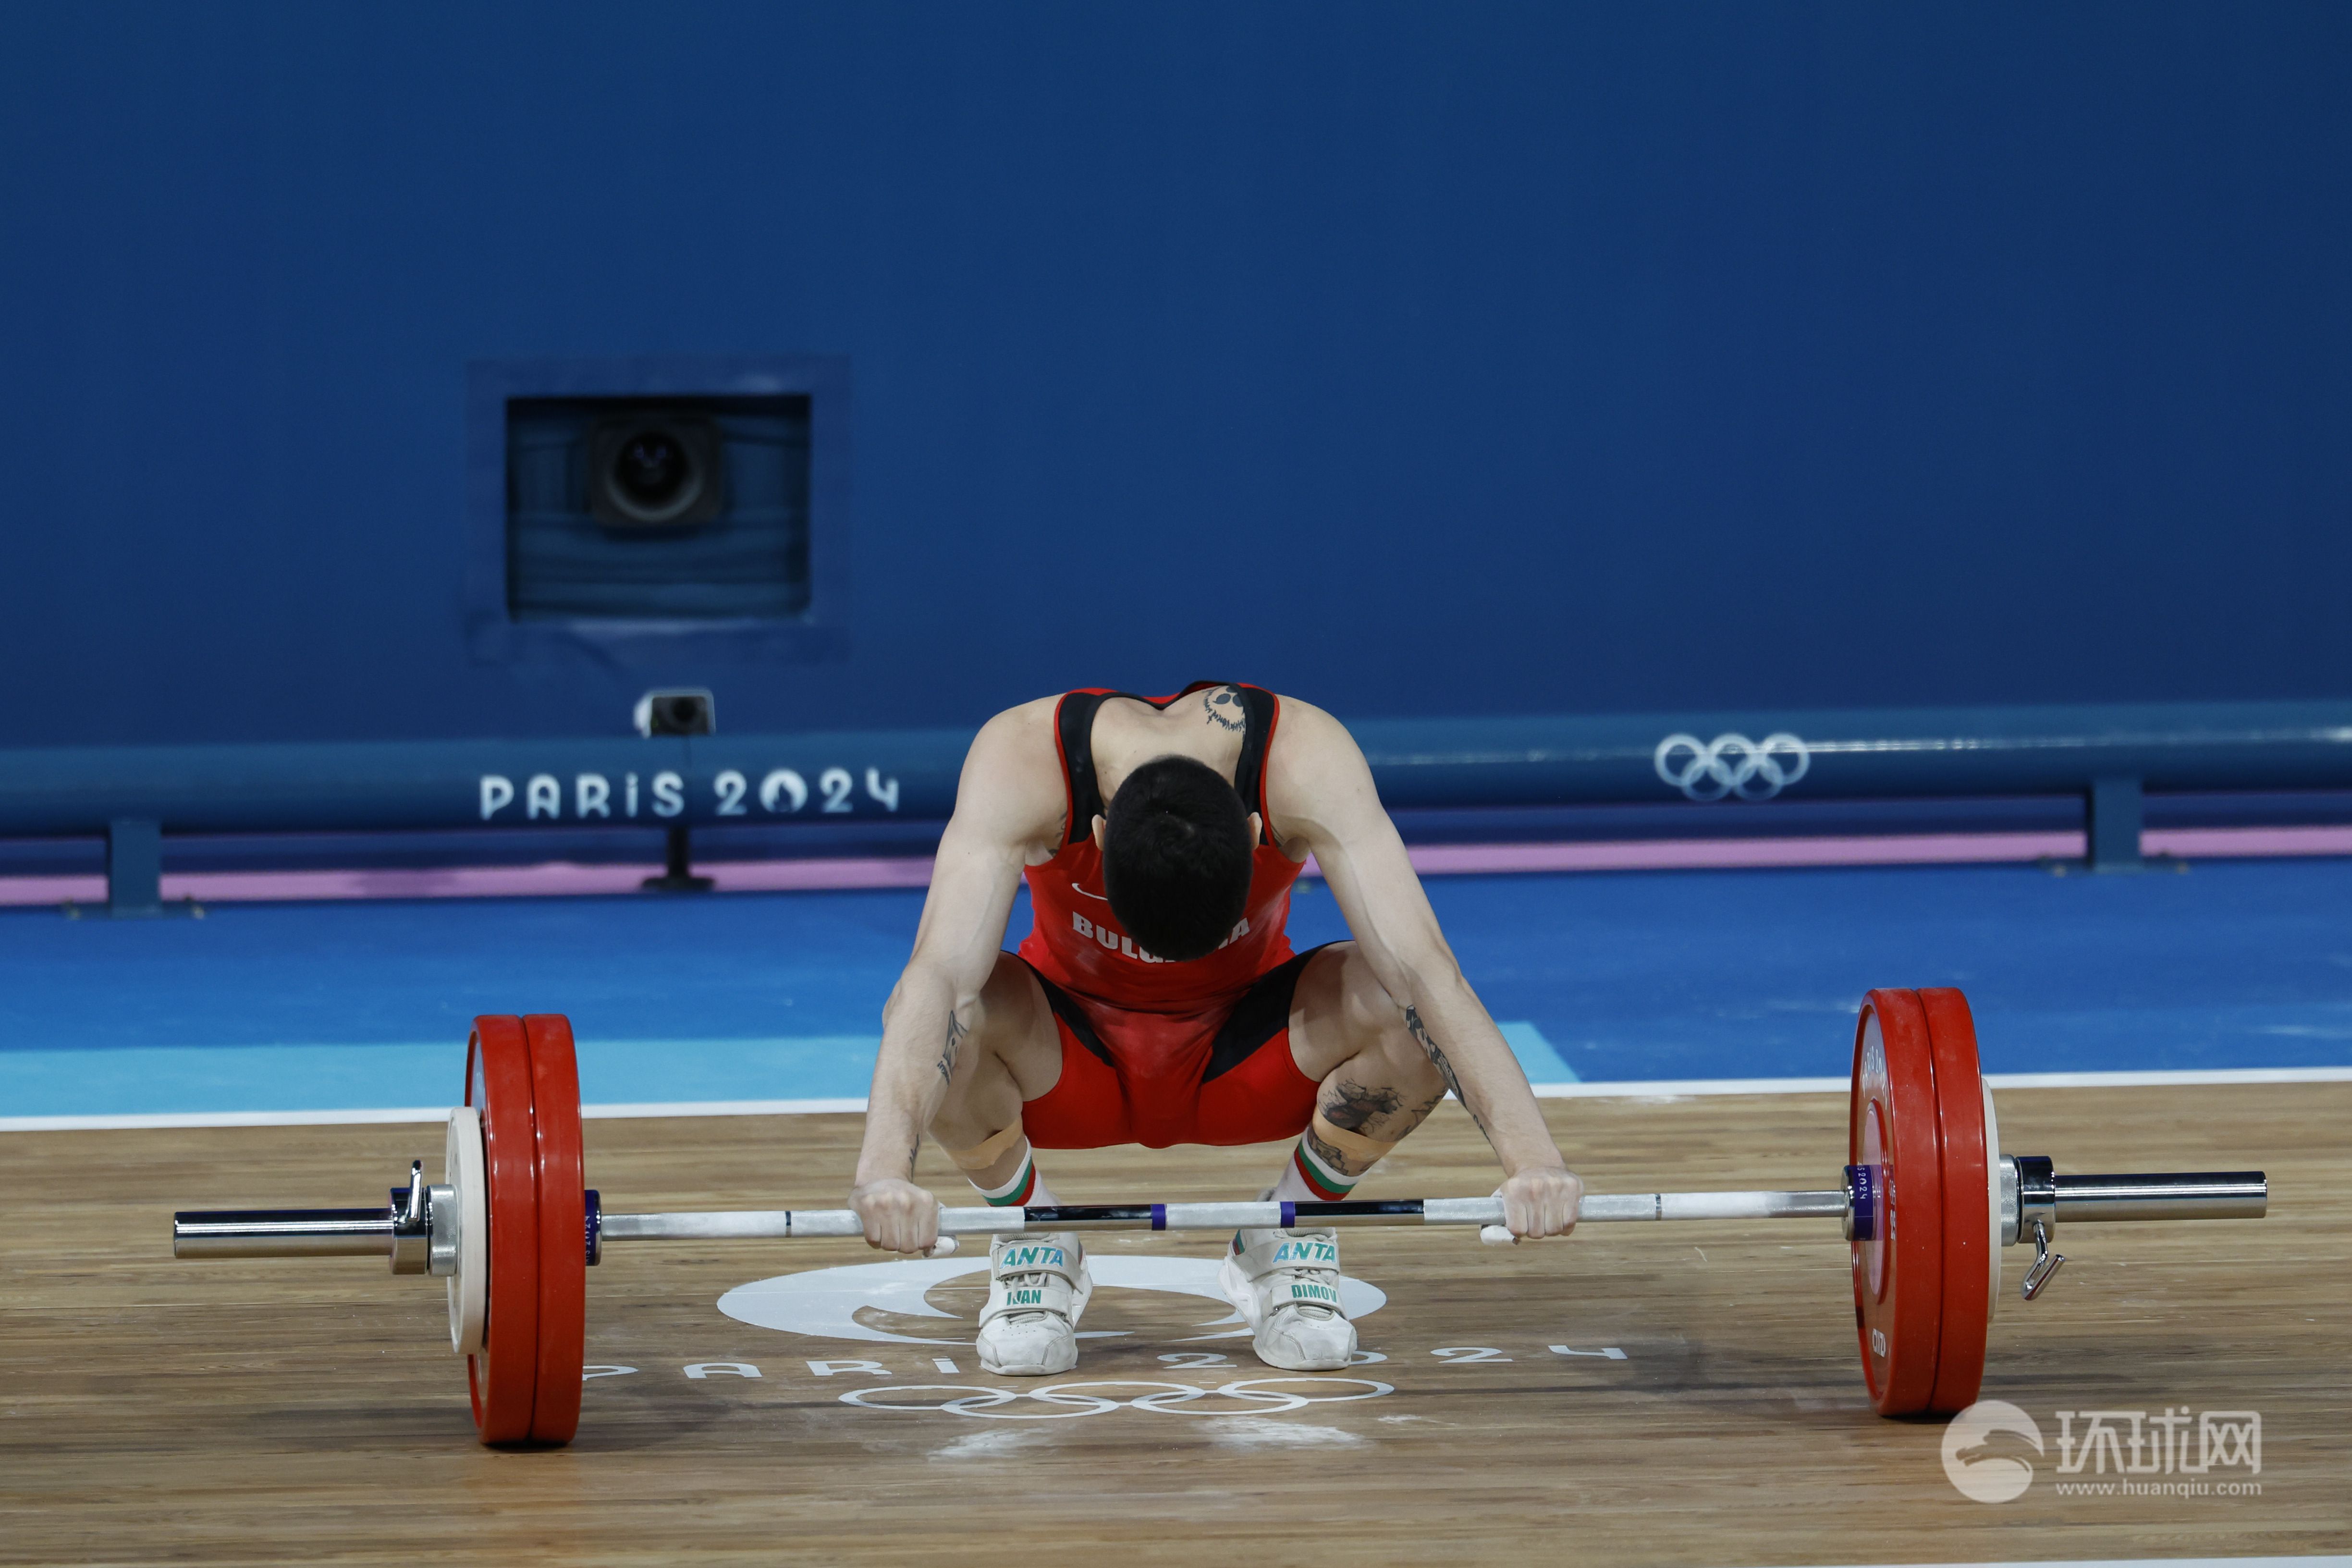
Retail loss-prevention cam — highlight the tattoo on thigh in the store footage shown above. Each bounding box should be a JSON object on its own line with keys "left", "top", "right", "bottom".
{"left": 936, "top": 1015, "right": 969, "bottom": 1086}
{"left": 1404, "top": 1005, "right": 1491, "bottom": 1140}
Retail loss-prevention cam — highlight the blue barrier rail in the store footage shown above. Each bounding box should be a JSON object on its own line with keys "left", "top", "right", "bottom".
{"left": 0, "top": 731, "right": 962, "bottom": 836}
{"left": 7, "top": 700, "right": 2352, "bottom": 908}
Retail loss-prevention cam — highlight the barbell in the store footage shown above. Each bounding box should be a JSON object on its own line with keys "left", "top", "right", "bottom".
{"left": 170, "top": 988, "right": 2266, "bottom": 1446}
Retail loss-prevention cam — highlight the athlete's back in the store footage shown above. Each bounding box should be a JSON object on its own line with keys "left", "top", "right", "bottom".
{"left": 1018, "top": 683, "right": 1303, "bottom": 1012}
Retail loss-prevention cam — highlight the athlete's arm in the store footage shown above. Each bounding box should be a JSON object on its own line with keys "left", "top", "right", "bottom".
{"left": 849, "top": 703, "right": 1062, "bottom": 1253}
{"left": 1267, "top": 699, "right": 1581, "bottom": 1239}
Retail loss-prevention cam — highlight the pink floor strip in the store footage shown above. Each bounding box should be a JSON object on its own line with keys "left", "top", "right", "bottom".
{"left": 4, "top": 825, "right": 2349, "bottom": 909}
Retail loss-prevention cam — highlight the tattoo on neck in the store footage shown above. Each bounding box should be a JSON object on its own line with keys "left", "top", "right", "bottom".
{"left": 1201, "top": 687, "right": 1246, "bottom": 732}
{"left": 937, "top": 1015, "right": 969, "bottom": 1086}
{"left": 1404, "top": 1005, "right": 1492, "bottom": 1143}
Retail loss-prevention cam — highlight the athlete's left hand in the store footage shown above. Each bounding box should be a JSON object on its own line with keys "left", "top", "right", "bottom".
{"left": 1497, "top": 1165, "right": 1582, "bottom": 1239}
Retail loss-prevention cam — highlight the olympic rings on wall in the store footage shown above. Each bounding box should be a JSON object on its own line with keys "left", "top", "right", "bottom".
{"left": 838, "top": 1377, "right": 1395, "bottom": 1420}
{"left": 1653, "top": 732, "right": 1811, "bottom": 802}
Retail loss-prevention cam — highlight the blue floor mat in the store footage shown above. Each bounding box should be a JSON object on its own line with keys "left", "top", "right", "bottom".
{"left": 5, "top": 858, "right": 2349, "bottom": 1116}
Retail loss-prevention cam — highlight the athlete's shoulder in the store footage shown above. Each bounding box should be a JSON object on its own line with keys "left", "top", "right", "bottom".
{"left": 1264, "top": 693, "right": 1364, "bottom": 764}
{"left": 949, "top": 696, "right": 1071, "bottom": 844}
{"left": 961, "top": 696, "right": 1067, "bottom": 780}
{"left": 1262, "top": 695, "right": 1380, "bottom": 844}
{"left": 976, "top": 694, "right": 1064, "bottom": 742}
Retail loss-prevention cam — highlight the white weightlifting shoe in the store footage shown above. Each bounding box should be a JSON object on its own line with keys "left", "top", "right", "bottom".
{"left": 1218, "top": 1226, "right": 1357, "bottom": 1372}
{"left": 977, "top": 1233, "right": 1092, "bottom": 1377}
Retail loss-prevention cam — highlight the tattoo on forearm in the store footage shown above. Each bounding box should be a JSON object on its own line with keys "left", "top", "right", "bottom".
{"left": 936, "top": 1015, "right": 968, "bottom": 1086}
{"left": 1201, "top": 686, "right": 1246, "bottom": 732}
{"left": 1404, "top": 1005, "right": 1491, "bottom": 1141}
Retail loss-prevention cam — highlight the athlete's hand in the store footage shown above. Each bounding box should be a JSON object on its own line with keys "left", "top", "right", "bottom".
{"left": 1497, "top": 1166, "right": 1582, "bottom": 1239}
{"left": 850, "top": 1177, "right": 941, "bottom": 1255}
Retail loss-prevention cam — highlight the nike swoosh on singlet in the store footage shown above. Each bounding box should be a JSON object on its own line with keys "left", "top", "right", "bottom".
{"left": 1070, "top": 883, "right": 1109, "bottom": 901}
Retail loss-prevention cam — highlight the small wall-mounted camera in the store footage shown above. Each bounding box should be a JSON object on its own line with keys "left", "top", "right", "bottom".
{"left": 634, "top": 688, "right": 716, "bottom": 737}
{"left": 590, "top": 415, "right": 726, "bottom": 529}
{"left": 502, "top": 389, "right": 813, "bottom": 623}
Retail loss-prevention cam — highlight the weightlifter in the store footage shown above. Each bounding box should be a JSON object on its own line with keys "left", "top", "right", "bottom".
{"left": 849, "top": 683, "right": 1582, "bottom": 1375}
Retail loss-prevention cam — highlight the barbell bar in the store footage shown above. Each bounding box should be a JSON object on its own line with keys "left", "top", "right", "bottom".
{"left": 167, "top": 990, "right": 2268, "bottom": 1446}
{"left": 175, "top": 1172, "right": 2264, "bottom": 1259}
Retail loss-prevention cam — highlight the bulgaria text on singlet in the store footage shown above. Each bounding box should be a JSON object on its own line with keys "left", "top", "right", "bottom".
{"left": 1017, "top": 684, "right": 1303, "bottom": 1013}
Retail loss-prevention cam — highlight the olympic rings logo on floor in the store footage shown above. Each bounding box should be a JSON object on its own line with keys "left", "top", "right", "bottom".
{"left": 839, "top": 1377, "right": 1394, "bottom": 1420}
{"left": 1653, "top": 732, "right": 1811, "bottom": 802}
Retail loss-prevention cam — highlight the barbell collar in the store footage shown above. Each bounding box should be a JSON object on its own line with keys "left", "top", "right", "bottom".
{"left": 2016, "top": 1154, "right": 2058, "bottom": 1239}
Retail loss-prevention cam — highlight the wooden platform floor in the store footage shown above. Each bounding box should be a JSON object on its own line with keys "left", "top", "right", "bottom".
{"left": 5, "top": 1085, "right": 2348, "bottom": 1566}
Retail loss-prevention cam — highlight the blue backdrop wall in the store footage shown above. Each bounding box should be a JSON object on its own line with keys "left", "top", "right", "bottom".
{"left": 2, "top": 3, "right": 2347, "bottom": 747}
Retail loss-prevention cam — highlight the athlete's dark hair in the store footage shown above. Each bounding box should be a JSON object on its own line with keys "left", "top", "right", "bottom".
{"left": 1101, "top": 755, "right": 1255, "bottom": 963}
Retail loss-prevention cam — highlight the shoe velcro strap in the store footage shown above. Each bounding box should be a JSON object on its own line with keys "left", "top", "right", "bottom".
{"left": 1235, "top": 1228, "right": 1340, "bottom": 1282}
{"left": 981, "top": 1266, "right": 1080, "bottom": 1327}
{"left": 1265, "top": 1274, "right": 1345, "bottom": 1313}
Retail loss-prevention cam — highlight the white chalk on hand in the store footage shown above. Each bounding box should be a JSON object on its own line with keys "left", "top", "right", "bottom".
{"left": 1478, "top": 1225, "right": 1518, "bottom": 1247}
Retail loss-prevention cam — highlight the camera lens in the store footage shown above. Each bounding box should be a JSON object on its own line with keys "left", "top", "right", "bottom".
{"left": 587, "top": 412, "right": 723, "bottom": 529}
{"left": 615, "top": 432, "right": 688, "bottom": 511}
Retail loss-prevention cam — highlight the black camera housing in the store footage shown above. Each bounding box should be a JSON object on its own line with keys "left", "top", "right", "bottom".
{"left": 634, "top": 688, "right": 716, "bottom": 736}
{"left": 505, "top": 394, "right": 811, "bottom": 622}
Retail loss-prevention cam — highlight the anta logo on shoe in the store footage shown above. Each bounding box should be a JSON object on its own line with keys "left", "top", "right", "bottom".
{"left": 999, "top": 1246, "right": 1065, "bottom": 1270}
{"left": 1274, "top": 1239, "right": 1338, "bottom": 1265}
{"left": 1069, "top": 911, "right": 1250, "bottom": 965}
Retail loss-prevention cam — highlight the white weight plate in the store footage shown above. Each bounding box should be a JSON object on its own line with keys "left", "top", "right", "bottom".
{"left": 446, "top": 1105, "right": 488, "bottom": 1355}
{"left": 1981, "top": 1075, "right": 2001, "bottom": 1322}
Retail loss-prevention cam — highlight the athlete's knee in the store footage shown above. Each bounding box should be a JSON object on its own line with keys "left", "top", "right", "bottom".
{"left": 978, "top": 951, "right": 1040, "bottom": 1015}
{"left": 933, "top": 956, "right": 1040, "bottom": 1067}
{"left": 1304, "top": 942, "right": 1385, "bottom": 1025}
{"left": 1323, "top": 946, "right": 1423, "bottom": 1051}
{"left": 956, "top": 953, "right": 1063, "bottom": 1103}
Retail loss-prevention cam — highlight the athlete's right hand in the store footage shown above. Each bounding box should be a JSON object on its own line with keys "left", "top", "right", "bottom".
{"left": 849, "top": 1176, "right": 941, "bottom": 1255}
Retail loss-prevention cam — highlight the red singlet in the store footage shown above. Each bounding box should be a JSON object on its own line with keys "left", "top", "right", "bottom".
{"left": 1014, "top": 684, "right": 1326, "bottom": 1150}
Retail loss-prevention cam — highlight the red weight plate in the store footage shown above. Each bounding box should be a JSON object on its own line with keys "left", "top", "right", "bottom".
{"left": 524, "top": 1014, "right": 587, "bottom": 1446}
{"left": 1918, "top": 986, "right": 1991, "bottom": 1414}
{"left": 466, "top": 1016, "right": 539, "bottom": 1444}
{"left": 1850, "top": 988, "right": 1945, "bottom": 1416}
